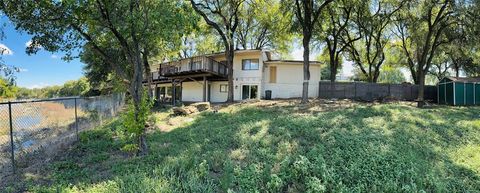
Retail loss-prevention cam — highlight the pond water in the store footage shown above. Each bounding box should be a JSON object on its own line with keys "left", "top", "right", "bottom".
{"left": 15, "top": 115, "right": 42, "bottom": 128}
{"left": 12, "top": 115, "right": 43, "bottom": 151}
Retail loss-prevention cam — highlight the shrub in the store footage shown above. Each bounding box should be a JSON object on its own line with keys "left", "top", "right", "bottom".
{"left": 120, "top": 90, "right": 153, "bottom": 153}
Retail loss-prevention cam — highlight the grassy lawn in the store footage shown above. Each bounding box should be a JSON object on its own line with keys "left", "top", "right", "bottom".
{"left": 3, "top": 100, "right": 480, "bottom": 192}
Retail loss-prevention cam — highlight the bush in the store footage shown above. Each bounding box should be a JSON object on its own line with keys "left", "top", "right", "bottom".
{"left": 120, "top": 90, "right": 153, "bottom": 153}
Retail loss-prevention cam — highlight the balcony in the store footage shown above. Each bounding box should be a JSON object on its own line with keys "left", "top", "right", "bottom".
{"left": 159, "top": 56, "right": 228, "bottom": 78}
{"left": 143, "top": 71, "right": 169, "bottom": 83}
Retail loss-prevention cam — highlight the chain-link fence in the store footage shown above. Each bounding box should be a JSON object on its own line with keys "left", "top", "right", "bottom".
{"left": 0, "top": 93, "right": 125, "bottom": 179}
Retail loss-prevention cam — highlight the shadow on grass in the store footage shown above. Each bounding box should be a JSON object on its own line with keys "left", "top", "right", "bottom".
{"left": 4, "top": 104, "right": 480, "bottom": 192}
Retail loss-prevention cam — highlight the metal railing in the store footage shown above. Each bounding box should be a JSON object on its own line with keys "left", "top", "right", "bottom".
{"left": 0, "top": 93, "right": 125, "bottom": 178}
{"left": 159, "top": 56, "right": 228, "bottom": 77}
{"left": 143, "top": 71, "right": 169, "bottom": 83}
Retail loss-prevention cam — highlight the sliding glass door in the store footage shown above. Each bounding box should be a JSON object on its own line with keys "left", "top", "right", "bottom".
{"left": 242, "top": 85, "right": 258, "bottom": 100}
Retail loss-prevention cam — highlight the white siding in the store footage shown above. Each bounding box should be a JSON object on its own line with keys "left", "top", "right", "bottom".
{"left": 263, "top": 63, "right": 321, "bottom": 98}
{"left": 210, "top": 81, "right": 228, "bottom": 103}
{"left": 152, "top": 50, "right": 322, "bottom": 102}
{"left": 181, "top": 82, "right": 203, "bottom": 102}
{"left": 212, "top": 51, "right": 264, "bottom": 101}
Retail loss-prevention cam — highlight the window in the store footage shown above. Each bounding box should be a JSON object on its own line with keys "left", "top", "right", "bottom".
{"left": 269, "top": 66, "right": 277, "bottom": 83}
{"left": 242, "top": 85, "right": 258, "bottom": 100}
{"left": 220, "top": 84, "right": 228, "bottom": 93}
{"left": 242, "top": 59, "right": 259, "bottom": 70}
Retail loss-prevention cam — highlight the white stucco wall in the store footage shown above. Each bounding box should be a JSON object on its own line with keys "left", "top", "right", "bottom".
{"left": 263, "top": 63, "right": 321, "bottom": 98}
{"left": 212, "top": 51, "right": 264, "bottom": 101}
{"left": 181, "top": 82, "right": 204, "bottom": 102}
{"left": 210, "top": 81, "right": 228, "bottom": 103}
{"left": 152, "top": 50, "right": 322, "bottom": 102}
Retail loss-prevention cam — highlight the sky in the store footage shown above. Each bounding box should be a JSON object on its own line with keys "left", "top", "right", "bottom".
{"left": 0, "top": 16, "right": 84, "bottom": 89}
{"left": 289, "top": 41, "right": 355, "bottom": 79}
{"left": 0, "top": 15, "right": 357, "bottom": 89}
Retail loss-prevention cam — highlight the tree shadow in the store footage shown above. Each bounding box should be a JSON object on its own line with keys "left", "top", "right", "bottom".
{"left": 4, "top": 103, "right": 480, "bottom": 192}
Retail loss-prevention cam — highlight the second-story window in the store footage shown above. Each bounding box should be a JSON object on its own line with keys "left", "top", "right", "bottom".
{"left": 242, "top": 59, "right": 259, "bottom": 70}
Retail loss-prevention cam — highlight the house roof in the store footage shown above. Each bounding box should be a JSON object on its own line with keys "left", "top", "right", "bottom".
{"left": 444, "top": 76, "right": 480, "bottom": 83}
{"left": 264, "top": 60, "right": 322, "bottom": 64}
{"left": 205, "top": 49, "right": 263, "bottom": 57}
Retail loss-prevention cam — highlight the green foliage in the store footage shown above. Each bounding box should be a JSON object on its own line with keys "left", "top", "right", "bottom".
{"left": 7, "top": 103, "right": 480, "bottom": 192}
{"left": 58, "top": 77, "right": 91, "bottom": 96}
{"left": 120, "top": 144, "right": 139, "bottom": 155}
{"left": 316, "top": 48, "right": 342, "bottom": 80}
{"left": 14, "top": 77, "right": 92, "bottom": 99}
{"left": 378, "top": 65, "right": 406, "bottom": 84}
{"left": 121, "top": 93, "right": 153, "bottom": 136}
{"left": 0, "top": 77, "right": 17, "bottom": 99}
{"left": 235, "top": 0, "right": 293, "bottom": 52}
{"left": 119, "top": 90, "right": 153, "bottom": 154}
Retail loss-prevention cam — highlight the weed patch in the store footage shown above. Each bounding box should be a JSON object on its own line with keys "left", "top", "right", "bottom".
{"left": 3, "top": 101, "right": 480, "bottom": 192}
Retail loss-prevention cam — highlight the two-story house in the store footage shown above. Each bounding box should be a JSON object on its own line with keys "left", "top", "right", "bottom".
{"left": 145, "top": 49, "right": 321, "bottom": 104}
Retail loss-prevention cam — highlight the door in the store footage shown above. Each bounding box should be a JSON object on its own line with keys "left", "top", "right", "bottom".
{"left": 155, "top": 87, "right": 161, "bottom": 100}
{"left": 242, "top": 85, "right": 258, "bottom": 100}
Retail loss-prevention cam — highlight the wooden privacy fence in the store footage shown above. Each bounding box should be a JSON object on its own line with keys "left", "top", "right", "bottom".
{"left": 318, "top": 81, "right": 437, "bottom": 102}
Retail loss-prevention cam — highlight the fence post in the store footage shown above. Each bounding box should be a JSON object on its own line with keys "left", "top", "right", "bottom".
{"left": 410, "top": 85, "right": 414, "bottom": 101}
{"left": 354, "top": 82, "right": 357, "bottom": 99}
{"left": 8, "top": 101, "right": 15, "bottom": 174}
{"left": 74, "top": 98, "right": 79, "bottom": 141}
{"left": 319, "top": 81, "right": 321, "bottom": 98}
{"left": 388, "top": 84, "right": 391, "bottom": 97}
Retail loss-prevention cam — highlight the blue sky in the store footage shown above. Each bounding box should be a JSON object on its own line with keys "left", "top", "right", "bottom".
{"left": 0, "top": 15, "right": 358, "bottom": 89}
{"left": 1, "top": 16, "right": 84, "bottom": 89}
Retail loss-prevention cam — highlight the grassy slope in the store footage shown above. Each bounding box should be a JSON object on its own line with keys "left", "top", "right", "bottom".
{"left": 5, "top": 102, "right": 480, "bottom": 192}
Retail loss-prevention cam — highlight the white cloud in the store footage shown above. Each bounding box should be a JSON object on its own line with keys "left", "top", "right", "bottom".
{"left": 25, "top": 40, "right": 42, "bottom": 49}
{"left": 0, "top": 44, "right": 13, "bottom": 55}
{"left": 25, "top": 40, "right": 32, "bottom": 47}
{"left": 27, "top": 82, "right": 50, "bottom": 89}
{"left": 51, "top": 54, "right": 58, "bottom": 59}
{"left": 18, "top": 68, "right": 28, "bottom": 72}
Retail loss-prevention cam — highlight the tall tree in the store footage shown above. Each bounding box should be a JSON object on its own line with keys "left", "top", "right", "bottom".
{"left": 428, "top": 49, "right": 451, "bottom": 80}
{"left": 284, "top": 0, "right": 334, "bottom": 103}
{"left": 2, "top": 0, "right": 189, "bottom": 154}
{"left": 344, "top": 0, "right": 404, "bottom": 83}
{"left": 393, "top": 0, "right": 456, "bottom": 107}
{"left": 176, "top": 21, "right": 223, "bottom": 59}
{"left": 235, "top": 0, "right": 293, "bottom": 52}
{"left": 190, "top": 0, "right": 244, "bottom": 102}
{"left": 0, "top": 23, "right": 18, "bottom": 87}
{"left": 320, "top": 0, "right": 359, "bottom": 83}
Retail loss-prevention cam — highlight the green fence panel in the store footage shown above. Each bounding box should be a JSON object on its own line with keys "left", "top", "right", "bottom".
{"left": 446, "top": 82, "right": 454, "bottom": 105}
{"left": 438, "top": 84, "right": 446, "bottom": 104}
{"left": 476, "top": 84, "right": 480, "bottom": 105}
{"left": 455, "top": 83, "right": 465, "bottom": 105}
{"left": 466, "top": 83, "right": 475, "bottom": 105}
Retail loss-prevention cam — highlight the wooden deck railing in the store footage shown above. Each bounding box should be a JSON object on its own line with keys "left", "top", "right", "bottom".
{"left": 159, "top": 56, "right": 228, "bottom": 77}
{"left": 143, "top": 71, "right": 169, "bottom": 83}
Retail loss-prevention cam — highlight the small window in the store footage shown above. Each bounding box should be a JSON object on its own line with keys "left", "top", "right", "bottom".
{"left": 269, "top": 66, "right": 277, "bottom": 83}
{"left": 220, "top": 84, "right": 228, "bottom": 93}
{"left": 242, "top": 59, "right": 259, "bottom": 70}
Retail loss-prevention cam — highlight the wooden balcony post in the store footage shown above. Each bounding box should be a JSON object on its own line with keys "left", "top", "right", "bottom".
{"left": 172, "top": 80, "right": 176, "bottom": 106}
{"left": 203, "top": 76, "right": 207, "bottom": 102}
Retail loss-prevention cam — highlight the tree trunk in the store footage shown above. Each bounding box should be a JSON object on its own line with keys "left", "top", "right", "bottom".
{"left": 417, "top": 69, "right": 425, "bottom": 108}
{"left": 143, "top": 49, "right": 153, "bottom": 98}
{"left": 226, "top": 45, "right": 235, "bottom": 102}
{"left": 372, "top": 68, "right": 380, "bottom": 83}
{"left": 132, "top": 46, "right": 148, "bottom": 156}
{"left": 329, "top": 58, "right": 337, "bottom": 82}
{"left": 301, "top": 33, "right": 311, "bottom": 104}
